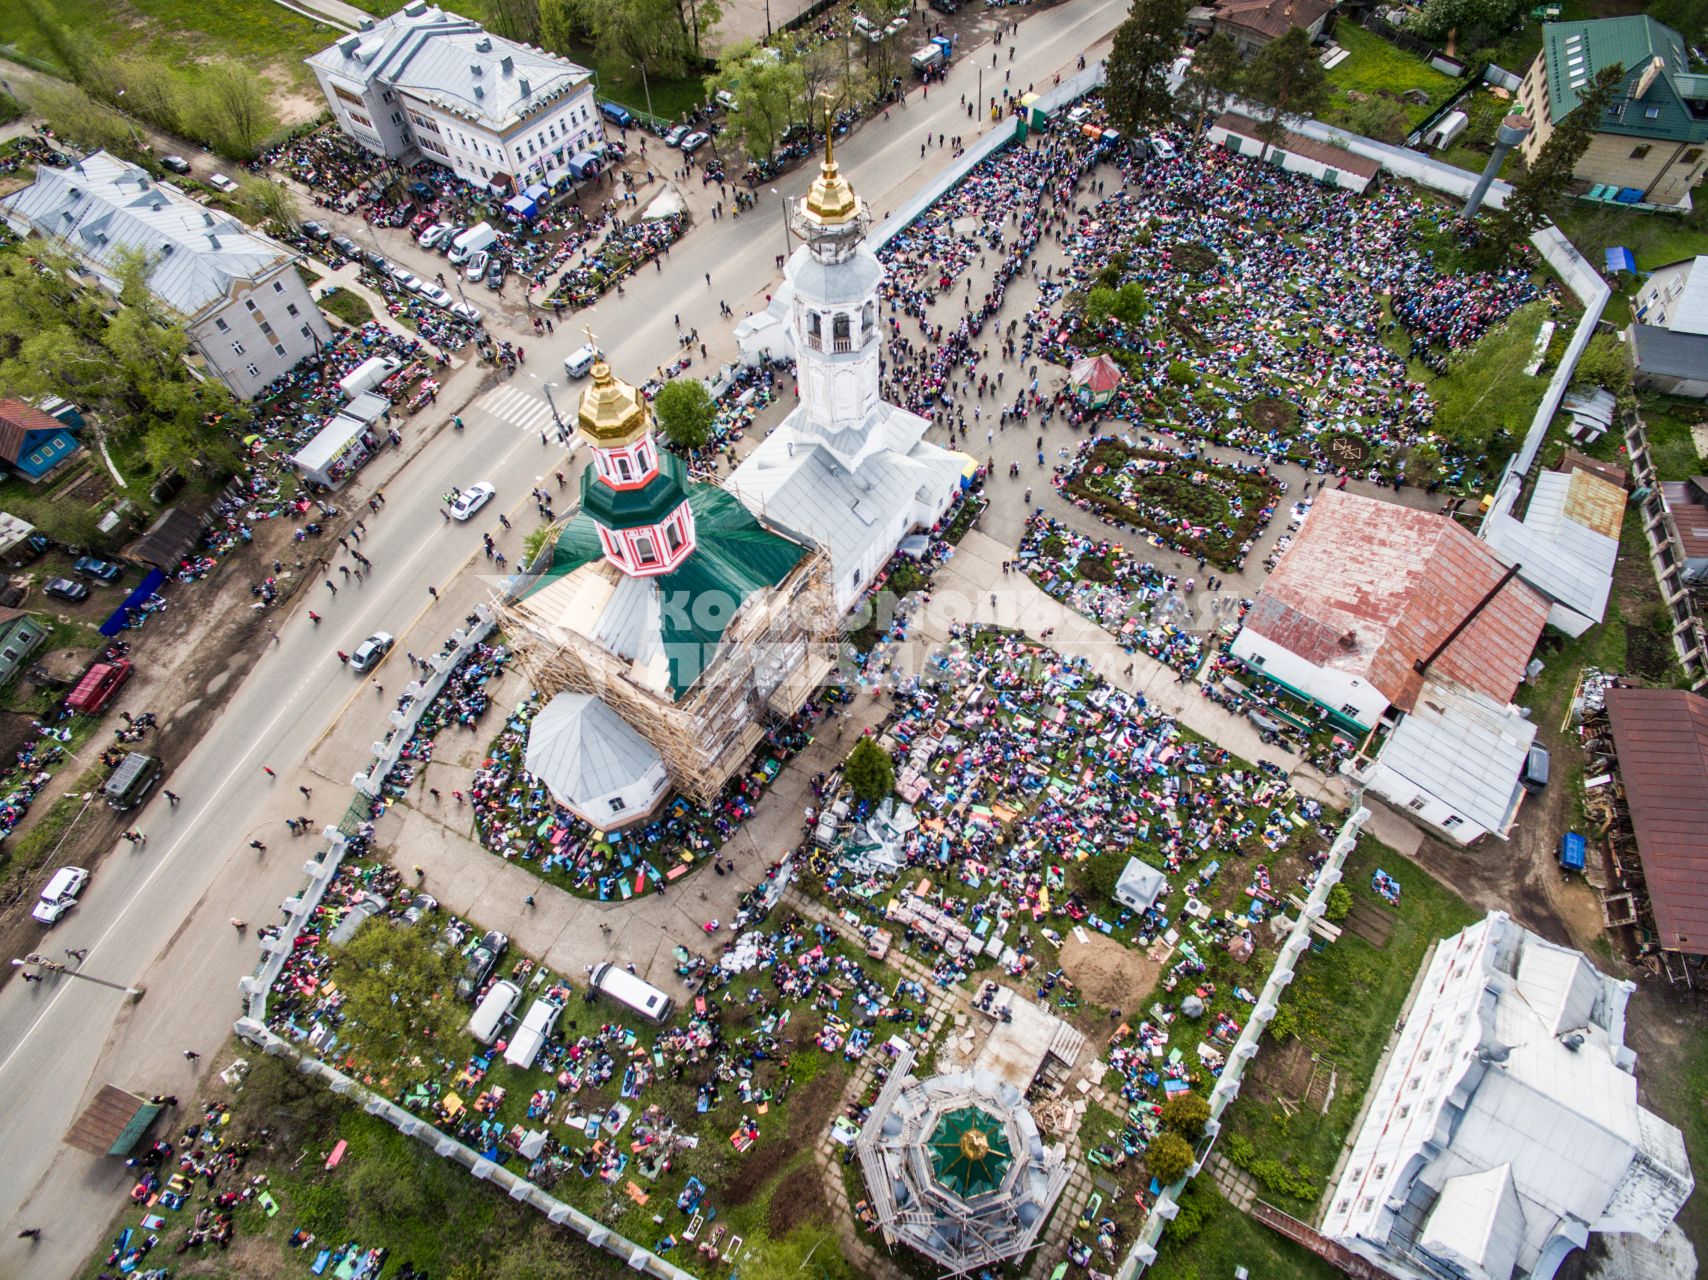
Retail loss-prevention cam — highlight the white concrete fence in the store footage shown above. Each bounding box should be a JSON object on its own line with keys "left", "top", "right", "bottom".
{"left": 229, "top": 607, "right": 711, "bottom": 1280}
{"left": 1115, "top": 805, "right": 1372, "bottom": 1279}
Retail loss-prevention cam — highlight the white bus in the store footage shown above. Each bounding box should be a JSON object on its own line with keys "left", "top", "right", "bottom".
{"left": 590, "top": 963, "right": 675, "bottom": 1023}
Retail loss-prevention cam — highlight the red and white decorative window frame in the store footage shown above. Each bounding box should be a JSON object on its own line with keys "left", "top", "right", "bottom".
{"left": 597, "top": 503, "right": 696, "bottom": 578}
{"left": 592, "top": 434, "right": 659, "bottom": 491}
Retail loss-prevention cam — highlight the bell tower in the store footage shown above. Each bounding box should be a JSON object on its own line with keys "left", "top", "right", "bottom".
{"left": 785, "top": 123, "right": 887, "bottom": 472}
{"left": 574, "top": 347, "right": 697, "bottom": 578}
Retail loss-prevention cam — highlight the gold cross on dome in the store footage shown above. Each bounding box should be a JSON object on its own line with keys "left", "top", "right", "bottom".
{"left": 583, "top": 324, "right": 598, "bottom": 349}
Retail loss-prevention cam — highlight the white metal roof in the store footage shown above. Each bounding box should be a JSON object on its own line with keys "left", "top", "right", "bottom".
{"left": 292, "top": 414, "right": 371, "bottom": 473}
{"left": 1374, "top": 678, "right": 1535, "bottom": 835}
{"left": 1, "top": 152, "right": 291, "bottom": 321}
{"left": 308, "top": 3, "right": 591, "bottom": 135}
{"left": 726, "top": 404, "right": 962, "bottom": 585}
{"left": 524, "top": 691, "right": 662, "bottom": 808}
{"left": 1418, "top": 1165, "right": 1524, "bottom": 1280}
{"left": 1662, "top": 255, "right": 1708, "bottom": 334}
{"left": 1483, "top": 471, "right": 1619, "bottom": 632}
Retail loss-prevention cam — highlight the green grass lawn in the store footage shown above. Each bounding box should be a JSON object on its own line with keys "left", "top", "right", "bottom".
{"left": 1553, "top": 189, "right": 1708, "bottom": 275}
{"left": 0, "top": 0, "right": 338, "bottom": 100}
{"left": 319, "top": 286, "right": 374, "bottom": 329}
{"left": 1147, "top": 1185, "right": 1346, "bottom": 1280}
{"left": 1216, "top": 837, "right": 1480, "bottom": 1218}
{"left": 1425, "top": 298, "right": 1553, "bottom": 481}
{"left": 1321, "top": 24, "right": 1460, "bottom": 140}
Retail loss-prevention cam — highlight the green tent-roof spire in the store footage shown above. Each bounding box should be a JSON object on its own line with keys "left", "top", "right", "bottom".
{"left": 926, "top": 1106, "right": 1013, "bottom": 1200}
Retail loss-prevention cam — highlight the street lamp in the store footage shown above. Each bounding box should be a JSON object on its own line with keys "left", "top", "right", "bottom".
{"left": 529, "top": 373, "right": 563, "bottom": 430}
{"left": 772, "top": 187, "right": 790, "bottom": 262}
{"left": 631, "top": 63, "right": 654, "bottom": 120}
{"left": 13, "top": 954, "right": 145, "bottom": 1001}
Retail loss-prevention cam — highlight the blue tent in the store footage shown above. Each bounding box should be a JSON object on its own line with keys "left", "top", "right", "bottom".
{"left": 504, "top": 192, "right": 538, "bottom": 219}
{"left": 566, "top": 149, "right": 603, "bottom": 179}
{"left": 1605, "top": 246, "right": 1637, "bottom": 275}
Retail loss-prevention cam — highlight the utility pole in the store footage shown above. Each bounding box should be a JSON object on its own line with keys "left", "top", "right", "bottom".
{"left": 13, "top": 955, "right": 145, "bottom": 1002}
{"left": 530, "top": 373, "right": 563, "bottom": 429}
{"left": 773, "top": 187, "right": 790, "bottom": 261}
{"left": 633, "top": 63, "right": 655, "bottom": 120}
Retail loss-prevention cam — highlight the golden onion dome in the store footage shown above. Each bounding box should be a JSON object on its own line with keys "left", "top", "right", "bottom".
{"left": 576, "top": 357, "right": 651, "bottom": 447}
{"left": 802, "top": 128, "right": 861, "bottom": 227}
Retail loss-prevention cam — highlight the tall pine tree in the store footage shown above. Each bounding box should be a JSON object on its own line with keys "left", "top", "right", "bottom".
{"left": 1104, "top": 0, "right": 1192, "bottom": 136}
{"left": 1488, "top": 63, "right": 1623, "bottom": 242}
{"left": 1243, "top": 27, "right": 1329, "bottom": 162}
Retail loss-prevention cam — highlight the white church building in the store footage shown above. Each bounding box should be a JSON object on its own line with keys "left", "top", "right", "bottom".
{"left": 725, "top": 138, "right": 965, "bottom": 616}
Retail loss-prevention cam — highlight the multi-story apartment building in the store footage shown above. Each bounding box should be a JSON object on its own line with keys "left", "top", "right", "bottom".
{"left": 308, "top": 2, "right": 604, "bottom": 193}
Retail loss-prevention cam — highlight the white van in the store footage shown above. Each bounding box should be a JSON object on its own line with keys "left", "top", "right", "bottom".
{"left": 467, "top": 979, "right": 522, "bottom": 1045}
{"left": 448, "top": 222, "right": 497, "bottom": 266}
{"left": 590, "top": 963, "right": 675, "bottom": 1023}
{"left": 503, "top": 995, "right": 563, "bottom": 1068}
{"left": 563, "top": 344, "right": 600, "bottom": 378}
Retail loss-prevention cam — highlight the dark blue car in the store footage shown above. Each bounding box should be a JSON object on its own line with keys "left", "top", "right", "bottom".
{"left": 72, "top": 556, "right": 124, "bottom": 584}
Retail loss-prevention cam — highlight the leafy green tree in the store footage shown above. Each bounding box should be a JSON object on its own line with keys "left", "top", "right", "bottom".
{"left": 332, "top": 915, "right": 467, "bottom": 1068}
{"left": 1325, "top": 883, "right": 1353, "bottom": 922}
{"left": 708, "top": 44, "right": 803, "bottom": 159}
{"left": 1160, "top": 1092, "right": 1210, "bottom": 1140}
{"left": 653, "top": 377, "right": 717, "bottom": 449}
{"left": 1411, "top": 0, "right": 1522, "bottom": 54}
{"left": 548, "top": 0, "right": 692, "bottom": 79}
{"left": 1145, "top": 1130, "right": 1195, "bottom": 1183}
{"left": 485, "top": 0, "right": 543, "bottom": 44}
{"left": 1486, "top": 64, "right": 1622, "bottom": 241}
{"left": 237, "top": 174, "right": 300, "bottom": 233}
{"left": 23, "top": 81, "right": 144, "bottom": 161}
{"left": 1176, "top": 32, "right": 1242, "bottom": 141}
{"left": 194, "top": 59, "right": 278, "bottom": 158}
{"left": 1103, "top": 0, "right": 1191, "bottom": 136}
{"left": 844, "top": 737, "right": 895, "bottom": 802}
{"left": 1243, "top": 27, "right": 1330, "bottom": 162}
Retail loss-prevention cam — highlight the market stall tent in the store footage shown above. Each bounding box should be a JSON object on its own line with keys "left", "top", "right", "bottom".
{"left": 1113, "top": 856, "right": 1167, "bottom": 911}
{"left": 65, "top": 1085, "right": 163, "bottom": 1157}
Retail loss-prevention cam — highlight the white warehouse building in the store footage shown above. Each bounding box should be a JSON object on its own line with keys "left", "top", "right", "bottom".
{"left": 1322, "top": 912, "right": 1694, "bottom": 1280}
{"left": 308, "top": 2, "right": 603, "bottom": 194}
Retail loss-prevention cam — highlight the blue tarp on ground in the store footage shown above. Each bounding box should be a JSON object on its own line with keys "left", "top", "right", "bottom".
{"left": 100, "top": 568, "right": 166, "bottom": 637}
{"left": 1605, "top": 246, "right": 1637, "bottom": 274}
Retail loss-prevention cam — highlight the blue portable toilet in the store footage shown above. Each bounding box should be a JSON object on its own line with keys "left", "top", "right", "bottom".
{"left": 1558, "top": 831, "right": 1586, "bottom": 872}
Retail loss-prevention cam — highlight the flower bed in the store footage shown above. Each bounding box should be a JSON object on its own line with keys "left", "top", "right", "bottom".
{"left": 1057, "top": 437, "right": 1282, "bottom": 571}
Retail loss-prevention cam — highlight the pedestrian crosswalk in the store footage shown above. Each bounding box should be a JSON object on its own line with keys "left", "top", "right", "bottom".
{"left": 476, "top": 383, "right": 564, "bottom": 437}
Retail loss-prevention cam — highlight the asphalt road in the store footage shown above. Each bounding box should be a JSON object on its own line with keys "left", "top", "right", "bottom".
{"left": 0, "top": 0, "right": 1124, "bottom": 1269}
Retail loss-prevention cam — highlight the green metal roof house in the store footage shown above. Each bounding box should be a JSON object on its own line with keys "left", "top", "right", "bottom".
{"left": 1516, "top": 16, "right": 1708, "bottom": 207}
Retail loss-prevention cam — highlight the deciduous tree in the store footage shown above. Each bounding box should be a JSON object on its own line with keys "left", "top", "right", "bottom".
{"left": 332, "top": 915, "right": 467, "bottom": 1068}
{"left": 1103, "top": 0, "right": 1191, "bottom": 135}
{"left": 653, "top": 377, "right": 716, "bottom": 449}
{"left": 195, "top": 60, "right": 278, "bottom": 159}
{"left": 1145, "top": 1130, "right": 1195, "bottom": 1184}
{"left": 485, "top": 0, "right": 543, "bottom": 44}
{"left": 707, "top": 44, "right": 802, "bottom": 160}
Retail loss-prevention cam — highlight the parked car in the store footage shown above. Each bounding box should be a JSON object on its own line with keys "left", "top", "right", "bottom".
{"left": 484, "top": 257, "right": 507, "bottom": 290}
{"left": 714, "top": 90, "right": 737, "bottom": 111}
{"left": 438, "top": 225, "right": 468, "bottom": 255}
{"left": 350, "top": 631, "right": 395, "bottom": 673}
{"left": 450, "top": 482, "right": 495, "bottom": 521}
{"left": 402, "top": 892, "right": 439, "bottom": 925}
{"left": 664, "top": 125, "right": 690, "bottom": 148}
{"left": 332, "top": 234, "right": 362, "bottom": 258}
{"left": 410, "top": 210, "right": 436, "bottom": 234}
{"left": 464, "top": 249, "right": 489, "bottom": 282}
{"left": 680, "top": 131, "right": 711, "bottom": 154}
{"left": 418, "top": 283, "right": 454, "bottom": 309}
{"left": 418, "top": 221, "right": 455, "bottom": 249}
{"left": 73, "top": 556, "right": 124, "bottom": 584}
{"left": 364, "top": 248, "right": 391, "bottom": 272}
{"left": 206, "top": 173, "right": 239, "bottom": 194}
{"left": 32, "top": 865, "right": 89, "bottom": 925}
{"left": 160, "top": 155, "right": 192, "bottom": 175}
{"left": 456, "top": 930, "right": 509, "bottom": 1000}
{"left": 1149, "top": 135, "right": 1178, "bottom": 160}
{"left": 43, "top": 577, "right": 89, "bottom": 603}
{"left": 301, "top": 220, "right": 331, "bottom": 241}
{"left": 328, "top": 892, "right": 387, "bottom": 946}
{"left": 390, "top": 267, "right": 421, "bottom": 292}
{"left": 450, "top": 300, "right": 484, "bottom": 326}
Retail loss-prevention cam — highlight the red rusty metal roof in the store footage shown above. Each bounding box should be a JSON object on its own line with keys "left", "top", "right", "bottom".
{"left": 1605, "top": 686, "right": 1708, "bottom": 956}
{"left": 1244, "top": 490, "right": 1549, "bottom": 712}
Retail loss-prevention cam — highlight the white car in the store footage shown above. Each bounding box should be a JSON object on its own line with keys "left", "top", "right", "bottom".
{"left": 449, "top": 300, "right": 483, "bottom": 326}
{"left": 450, "top": 482, "right": 495, "bottom": 521}
{"left": 350, "top": 631, "right": 395, "bottom": 673}
{"left": 464, "top": 249, "right": 489, "bottom": 282}
{"left": 418, "top": 283, "right": 454, "bottom": 309}
{"left": 390, "top": 266, "right": 421, "bottom": 292}
{"left": 206, "top": 173, "right": 239, "bottom": 194}
{"left": 1150, "top": 135, "right": 1178, "bottom": 160}
{"left": 418, "top": 221, "right": 454, "bottom": 249}
{"left": 33, "top": 865, "right": 90, "bottom": 925}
